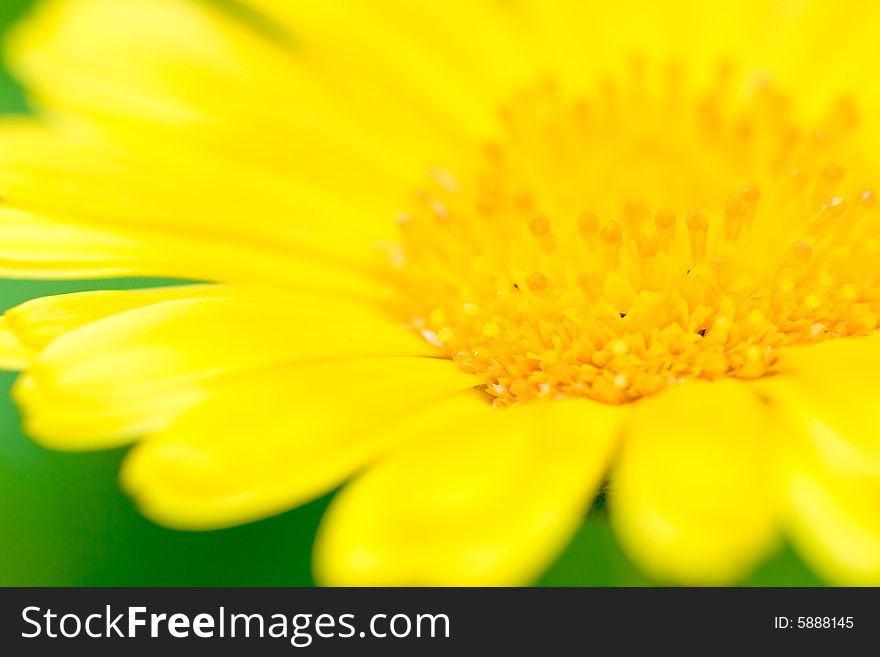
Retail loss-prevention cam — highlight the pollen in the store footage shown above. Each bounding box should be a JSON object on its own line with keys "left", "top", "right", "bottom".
{"left": 393, "top": 64, "right": 879, "bottom": 405}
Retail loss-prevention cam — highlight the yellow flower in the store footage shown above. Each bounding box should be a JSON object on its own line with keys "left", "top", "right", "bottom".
{"left": 1, "top": 0, "right": 879, "bottom": 586}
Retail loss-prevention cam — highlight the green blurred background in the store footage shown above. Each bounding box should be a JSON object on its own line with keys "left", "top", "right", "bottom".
{"left": 0, "top": 0, "right": 823, "bottom": 586}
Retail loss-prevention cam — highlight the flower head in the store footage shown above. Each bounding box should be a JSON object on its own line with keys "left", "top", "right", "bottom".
{"left": 1, "top": 0, "right": 880, "bottom": 585}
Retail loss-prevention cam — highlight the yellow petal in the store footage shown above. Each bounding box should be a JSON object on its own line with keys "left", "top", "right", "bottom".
{"left": 766, "top": 334, "right": 880, "bottom": 477}
{"left": 0, "top": 205, "right": 386, "bottom": 297}
{"left": 0, "top": 205, "right": 157, "bottom": 279}
{"left": 6, "top": 0, "right": 456, "bottom": 206}
{"left": 0, "top": 121, "right": 396, "bottom": 269}
{"left": 3, "top": 284, "right": 231, "bottom": 350}
{"left": 314, "top": 398, "right": 622, "bottom": 586}
{"left": 15, "top": 295, "right": 432, "bottom": 448}
{"left": 610, "top": 380, "right": 779, "bottom": 585}
{"left": 121, "top": 358, "right": 480, "bottom": 530}
{"left": 245, "top": 0, "right": 535, "bottom": 140}
{"left": 759, "top": 334, "right": 880, "bottom": 583}
{"left": 7, "top": 0, "right": 238, "bottom": 123}
{"left": 0, "top": 316, "right": 34, "bottom": 370}
{"left": 783, "top": 453, "right": 880, "bottom": 585}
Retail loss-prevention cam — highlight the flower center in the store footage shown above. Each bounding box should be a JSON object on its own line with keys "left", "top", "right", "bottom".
{"left": 391, "top": 64, "right": 879, "bottom": 405}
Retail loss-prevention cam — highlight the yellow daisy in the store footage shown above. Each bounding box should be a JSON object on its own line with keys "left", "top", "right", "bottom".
{"left": 1, "top": 0, "right": 879, "bottom": 586}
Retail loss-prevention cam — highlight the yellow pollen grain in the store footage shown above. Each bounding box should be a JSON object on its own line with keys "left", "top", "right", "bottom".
{"left": 787, "top": 241, "right": 812, "bottom": 266}
{"left": 528, "top": 213, "right": 556, "bottom": 252}
{"left": 610, "top": 340, "right": 628, "bottom": 355}
{"left": 824, "top": 196, "right": 847, "bottom": 219}
{"left": 655, "top": 207, "right": 676, "bottom": 251}
{"left": 578, "top": 212, "right": 599, "bottom": 236}
{"left": 686, "top": 210, "right": 709, "bottom": 261}
{"left": 528, "top": 213, "right": 551, "bottom": 236}
{"left": 739, "top": 183, "right": 761, "bottom": 204}
{"left": 739, "top": 345, "right": 767, "bottom": 378}
{"left": 805, "top": 294, "right": 823, "bottom": 309}
{"left": 636, "top": 233, "right": 658, "bottom": 258}
{"left": 747, "top": 309, "right": 764, "bottom": 324}
{"left": 526, "top": 272, "right": 548, "bottom": 292}
{"left": 702, "top": 352, "right": 728, "bottom": 377}
{"left": 655, "top": 207, "right": 676, "bottom": 231}
{"left": 726, "top": 196, "right": 748, "bottom": 218}
{"left": 482, "top": 322, "right": 499, "bottom": 337}
{"left": 600, "top": 221, "right": 623, "bottom": 246}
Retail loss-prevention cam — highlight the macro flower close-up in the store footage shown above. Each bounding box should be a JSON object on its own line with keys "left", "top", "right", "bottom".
{"left": 0, "top": 0, "right": 879, "bottom": 587}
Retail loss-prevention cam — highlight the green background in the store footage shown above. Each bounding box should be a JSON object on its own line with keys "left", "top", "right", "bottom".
{"left": 0, "top": 0, "right": 822, "bottom": 586}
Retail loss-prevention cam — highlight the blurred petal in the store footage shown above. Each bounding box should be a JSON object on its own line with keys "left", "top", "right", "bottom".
{"left": 766, "top": 334, "right": 880, "bottom": 477}
{"left": 760, "top": 334, "right": 880, "bottom": 583}
{"left": 0, "top": 316, "right": 33, "bottom": 370}
{"left": 783, "top": 455, "right": 880, "bottom": 585}
{"left": 4, "top": 284, "right": 231, "bottom": 351}
{"left": 122, "top": 358, "right": 480, "bottom": 529}
{"left": 314, "top": 399, "right": 622, "bottom": 586}
{"left": 6, "top": 0, "right": 462, "bottom": 197}
{"left": 0, "top": 203, "right": 389, "bottom": 295}
{"left": 0, "top": 205, "right": 160, "bottom": 279}
{"left": 0, "top": 121, "right": 399, "bottom": 270}
{"left": 244, "top": 0, "right": 536, "bottom": 139}
{"left": 15, "top": 295, "right": 432, "bottom": 448}
{"left": 611, "top": 380, "right": 779, "bottom": 584}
